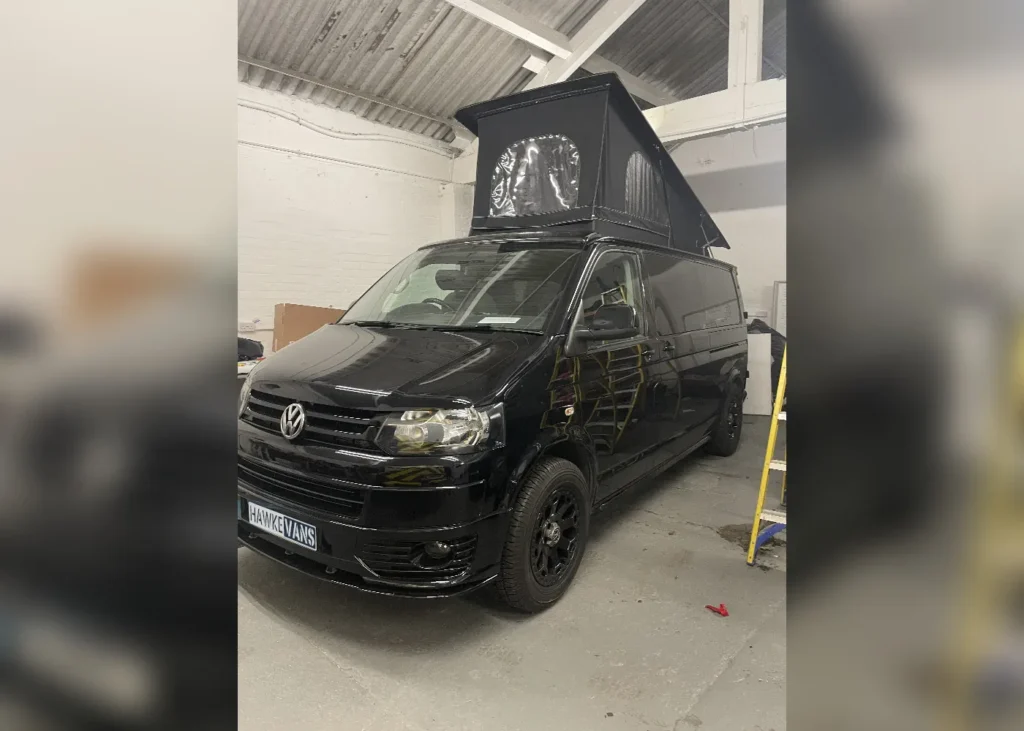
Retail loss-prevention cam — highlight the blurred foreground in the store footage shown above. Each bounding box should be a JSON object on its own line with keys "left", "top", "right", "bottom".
{"left": 789, "top": 2, "right": 1024, "bottom": 729}
{"left": 0, "top": 262, "right": 238, "bottom": 731}
{"left": 0, "top": 2, "right": 237, "bottom": 729}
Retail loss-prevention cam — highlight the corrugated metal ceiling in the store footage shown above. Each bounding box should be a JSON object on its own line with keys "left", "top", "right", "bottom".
{"left": 238, "top": 0, "right": 786, "bottom": 144}
{"left": 763, "top": 0, "right": 787, "bottom": 77}
{"left": 601, "top": 0, "right": 786, "bottom": 100}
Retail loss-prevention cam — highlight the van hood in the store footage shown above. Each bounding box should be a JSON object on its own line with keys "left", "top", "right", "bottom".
{"left": 250, "top": 324, "right": 547, "bottom": 409}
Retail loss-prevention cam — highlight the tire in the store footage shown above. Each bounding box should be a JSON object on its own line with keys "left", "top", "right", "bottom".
{"left": 706, "top": 382, "right": 744, "bottom": 456}
{"left": 495, "top": 457, "right": 590, "bottom": 613}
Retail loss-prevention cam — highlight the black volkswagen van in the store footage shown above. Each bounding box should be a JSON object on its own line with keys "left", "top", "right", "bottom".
{"left": 237, "top": 74, "right": 748, "bottom": 612}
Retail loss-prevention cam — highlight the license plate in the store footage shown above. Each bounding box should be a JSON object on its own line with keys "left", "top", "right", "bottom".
{"left": 245, "top": 501, "right": 318, "bottom": 550}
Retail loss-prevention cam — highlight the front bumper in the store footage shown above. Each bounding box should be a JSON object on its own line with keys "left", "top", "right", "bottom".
{"left": 237, "top": 487, "right": 509, "bottom": 597}
{"left": 237, "top": 411, "right": 513, "bottom": 596}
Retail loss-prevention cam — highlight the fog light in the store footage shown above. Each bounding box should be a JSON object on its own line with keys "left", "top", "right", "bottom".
{"left": 423, "top": 541, "right": 452, "bottom": 559}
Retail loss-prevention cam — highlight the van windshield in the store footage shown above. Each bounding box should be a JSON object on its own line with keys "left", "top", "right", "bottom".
{"left": 340, "top": 242, "right": 583, "bottom": 332}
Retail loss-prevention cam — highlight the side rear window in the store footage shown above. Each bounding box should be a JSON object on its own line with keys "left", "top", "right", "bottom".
{"left": 643, "top": 252, "right": 741, "bottom": 334}
{"left": 643, "top": 251, "right": 707, "bottom": 335}
{"left": 699, "top": 265, "right": 742, "bottom": 328}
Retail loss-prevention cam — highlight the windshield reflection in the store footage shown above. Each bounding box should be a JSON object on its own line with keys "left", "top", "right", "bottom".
{"left": 341, "top": 243, "right": 582, "bottom": 333}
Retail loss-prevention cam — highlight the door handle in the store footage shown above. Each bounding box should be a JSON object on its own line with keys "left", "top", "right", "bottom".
{"left": 662, "top": 341, "right": 675, "bottom": 353}
{"left": 642, "top": 348, "right": 655, "bottom": 362}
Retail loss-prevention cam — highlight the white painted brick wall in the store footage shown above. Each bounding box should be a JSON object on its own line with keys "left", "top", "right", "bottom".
{"left": 438, "top": 182, "right": 475, "bottom": 240}
{"left": 453, "top": 183, "right": 475, "bottom": 236}
{"left": 238, "top": 84, "right": 455, "bottom": 349}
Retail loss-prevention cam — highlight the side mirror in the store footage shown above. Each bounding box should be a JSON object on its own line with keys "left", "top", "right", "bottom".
{"left": 576, "top": 303, "right": 639, "bottom": 341}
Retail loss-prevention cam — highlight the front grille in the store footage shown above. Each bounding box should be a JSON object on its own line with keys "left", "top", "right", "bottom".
{"left": 238, "top": 456, "right": 364, "bottom": 518}
{"left": 242, "top": 389, "right": 382, "bottom": 452}
{"left": 360, "top": 536, "right": 477, "bottom": 583}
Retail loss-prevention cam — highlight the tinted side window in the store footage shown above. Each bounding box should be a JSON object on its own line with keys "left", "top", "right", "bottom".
{"left": 643, "top": 252, "right": 707, "bottom": 335}
{"left": 699, "top": 265, "right": 741, "bottom": 328}
{"left": 574, "top": 250, "right": 644, "bottom": 342}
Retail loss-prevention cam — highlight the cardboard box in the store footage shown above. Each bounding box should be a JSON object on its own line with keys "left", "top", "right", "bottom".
{"left": 272, "top": 303, "right": 346, "bottom": 352}
{"left": 68, "top": 249, "right": 195, "bottom": 328}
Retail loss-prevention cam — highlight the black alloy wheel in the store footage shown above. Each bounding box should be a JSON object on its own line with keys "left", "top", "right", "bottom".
{"left": 706, "top": 383, "right": 744, "bottom": 456}
{"left": 495, "top": 457, "right": 590, "bottom": 612}
{"left": 725, "top": 397, "right": 741, "bottom": 440}
{"left": 530, "top": 488, "right": 581, "bottom": 587}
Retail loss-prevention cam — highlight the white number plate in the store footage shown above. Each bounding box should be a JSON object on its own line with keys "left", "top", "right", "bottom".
{"left": 246, "top": 501, "right": 317, "bottom": 550}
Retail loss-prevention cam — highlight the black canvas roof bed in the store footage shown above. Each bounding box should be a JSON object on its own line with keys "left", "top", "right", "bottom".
{"left": 455, "top": 73, "right": 728, "bottom": 256}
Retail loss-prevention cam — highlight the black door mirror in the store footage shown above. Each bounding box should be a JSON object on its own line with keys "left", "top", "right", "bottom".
{"left": 576, "top": 303, "right": 639, "bottom": 341}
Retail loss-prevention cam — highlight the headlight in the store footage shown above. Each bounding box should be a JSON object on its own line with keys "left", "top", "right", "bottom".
{"left": 239, "top": 372, "right": 254, "bottom": 417}
{"left": 376, "top": 405, "right": 503, "bottom": 455}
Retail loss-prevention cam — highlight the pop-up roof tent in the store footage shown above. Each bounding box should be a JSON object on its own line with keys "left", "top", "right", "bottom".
{"left": 455, "top": 73, "right": 728, "bottom": 256}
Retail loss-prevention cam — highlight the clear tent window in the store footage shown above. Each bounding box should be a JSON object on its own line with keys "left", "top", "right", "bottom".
{"left": 489, "top": 135, "right": 580, "bottom": 217}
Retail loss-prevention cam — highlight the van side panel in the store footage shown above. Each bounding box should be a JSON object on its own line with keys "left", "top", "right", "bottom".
{"left": 642, "top": 250, "right": 747, "bottom": 461}
{"left": 505, "top": 246, "right": 748, "bottom": 511}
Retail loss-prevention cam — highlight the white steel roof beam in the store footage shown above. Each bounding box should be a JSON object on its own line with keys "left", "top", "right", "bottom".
{"left": 728, "top": 0, "right": 765, "bottom": 88}
{"left": 442, "top": 0, "right": 577, "bottom": 58}
{"left": 644, "top": 77, "right": 785, "bottom": 143}
{"left": 443, "top": 0, "right": 573, "bottom": 58}
{"left": 520, "top": 54, "right": 676, "bottom": 107}
{"left": 523, "top": 0, "right": 649, "bottom": 90}
{"left": 579, "top": 55, "right": 677, "bottom": 107}
{"left": 444, "top": 0, "right": 670, "bottom": 105}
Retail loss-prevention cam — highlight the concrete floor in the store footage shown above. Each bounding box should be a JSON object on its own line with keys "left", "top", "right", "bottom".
{"left": 238, "top": 417, "right": 786, "bottom": 731}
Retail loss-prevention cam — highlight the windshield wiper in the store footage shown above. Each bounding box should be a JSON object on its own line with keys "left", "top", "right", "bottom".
{"left": 342, "top": 321, "right": 542, "bottom": 334}
{"left": 341, "top": 320, "right": 426, "bottom": 329}
{"left": 431, "top": 324, "right": 543, "bottom": 335}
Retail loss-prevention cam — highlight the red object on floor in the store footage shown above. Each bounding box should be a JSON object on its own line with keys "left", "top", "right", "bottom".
{"left": 705, "top": 603, "right": 729, "bottom": 617}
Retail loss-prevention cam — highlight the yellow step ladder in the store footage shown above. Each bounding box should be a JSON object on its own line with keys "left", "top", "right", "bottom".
{"left": 747, "top": 346, "right": 787, "bottom": 565}
{"left": 945, "top": 322, "right": 1024, "bottom": 729}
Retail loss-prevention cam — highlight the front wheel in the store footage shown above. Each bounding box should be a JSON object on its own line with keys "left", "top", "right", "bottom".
{"left": 706, "top": 383, "right": 744, "bottom": 456}
{"left": 495, "top": 457, "right": 590, "bottom": 613}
